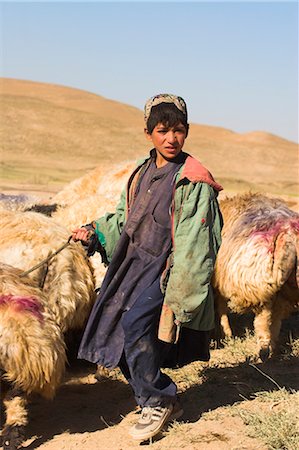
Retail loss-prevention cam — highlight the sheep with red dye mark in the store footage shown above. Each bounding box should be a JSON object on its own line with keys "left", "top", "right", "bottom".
{"left": 0, "top": 209, "right": 96, "bottom": 334}
{"left": 0, "top": 210, "right": 96, "bottom": 448}
{"left": 213, "top": 192, "right": 299, "bottom": 361}
{"left": 0, "top": 263, "right": 66, "bottom": 450}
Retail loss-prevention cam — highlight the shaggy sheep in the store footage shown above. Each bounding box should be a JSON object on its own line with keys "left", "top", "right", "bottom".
{"left": 0, "top": 209, "right": 96, "bottom": 333}
{"left": 0, "top": 263, "right": 66, "bottom": 450}
{"left": 52, "top": 160, "right": 135, "bottom": 207}
{"left": 0, "top": 210, "right": 97, "bottom": 448}
{"left": 213, "top": 192, "right": 299, "bottom": 360}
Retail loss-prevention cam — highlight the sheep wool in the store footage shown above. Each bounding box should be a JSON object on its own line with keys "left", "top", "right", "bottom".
{"left": 214, "top": 192, "right": 299, "bottom": 360}
{"left": 0, "top": 263, "right": 66, "bottom": 450}
{"left": 0, "top": 209, "right": 96, "bottom": 333}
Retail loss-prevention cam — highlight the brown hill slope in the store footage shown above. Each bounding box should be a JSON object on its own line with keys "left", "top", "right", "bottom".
{"left": 1, "top": 78, "right": 298, "bottom": 195}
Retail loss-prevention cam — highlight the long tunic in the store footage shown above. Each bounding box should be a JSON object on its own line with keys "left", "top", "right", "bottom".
{"left": 78, "top": 153, "right": 186, "bottom": 368}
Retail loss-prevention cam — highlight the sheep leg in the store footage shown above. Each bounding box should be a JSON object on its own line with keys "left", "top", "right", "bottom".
{"left": 268, "top": 294, "right": 290, "bottom": 356}
{"left": 213, "top": 295, "right": 233, "bottom": 348}
{"left": 2, "top": 387, "right": 27, "bottom": 450}
{"left": 253, "top": 308, "right": 273, "bottom": 362}
{"left": 216, "top": 296, "right": 233, "bottom": 338}
{"left": 269, "top": 316, "right": 282, "bottom": 357}
{"left": 220, "top": 314, "right": 233, "bottom": 338}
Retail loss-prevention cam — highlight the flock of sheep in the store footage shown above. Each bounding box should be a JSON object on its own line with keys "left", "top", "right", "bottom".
{"left": 0, "top": 162, "right": 298, "bottom": 450}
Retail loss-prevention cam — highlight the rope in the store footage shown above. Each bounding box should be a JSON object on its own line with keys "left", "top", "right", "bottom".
{"left": 20, "top": 236, "right": 73, "bottom": 278}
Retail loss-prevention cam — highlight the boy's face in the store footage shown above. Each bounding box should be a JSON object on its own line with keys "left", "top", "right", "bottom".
{"left": 145, "top": 122, "right": 187, "bottom": 167}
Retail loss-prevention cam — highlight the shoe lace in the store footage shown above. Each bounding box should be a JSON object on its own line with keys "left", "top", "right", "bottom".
{"left": 141, "top": 406, "right": 167, "bottom": 421}
{"left": 140, "top": 407, "right": 152, "bottom": 420}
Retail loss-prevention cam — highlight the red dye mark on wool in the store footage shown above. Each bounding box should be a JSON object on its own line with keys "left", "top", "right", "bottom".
{"left": 250, "top": 217, "right": 299, "bottom": 254}
{"left": 290, "top": 217, "right": 299, "bottom": 233}
{"left": 0, "top": 295, "right": 44, "bottom": 322}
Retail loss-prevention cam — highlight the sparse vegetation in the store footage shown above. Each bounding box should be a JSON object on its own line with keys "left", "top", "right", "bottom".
{"left": 160, "top": 323, "right": 299, "bottom": 450}
{"left": 211, "top": 331, "right": 259, "bottom": 365}
{"left": 237, "top": 390, "right": 299, "bottom": 450}
{"left": 201, "top": 389, "right": 299, "bottom": 450}
{"left": 286, "top": 335, "right": 299, "bottom": 358}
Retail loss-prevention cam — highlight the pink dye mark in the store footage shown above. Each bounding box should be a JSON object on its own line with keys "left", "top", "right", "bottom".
{"left": 251, "top": 219, "right": 285, "bottom": 238}
{"left": 249, "top": 217, "right": 299, "bottom": 254}
{"left": 289, "top": 217, "right": 299, "bottom": 233}
{"left": 251, "top": 217, "right": 299, "bottom": 240}
{"left": 0, "top": 294, "right": 44, "bottom": 322}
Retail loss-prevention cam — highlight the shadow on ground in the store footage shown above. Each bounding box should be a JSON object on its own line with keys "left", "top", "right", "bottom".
{"left": 25, "top": 361, "right": 135, "bottom": 449}
{"left": 21, "top": 314, "right": 298, "bottom": 448}
{"left": 182, "top": 312, "right": 299, "bottom": 423}
{"left": 180, "top": 355, "right": 299, "bottom": 424}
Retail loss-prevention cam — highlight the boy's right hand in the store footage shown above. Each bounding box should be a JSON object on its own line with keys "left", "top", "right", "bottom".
{"left": 71, "top": 227, "right": 92, "bottom": 244}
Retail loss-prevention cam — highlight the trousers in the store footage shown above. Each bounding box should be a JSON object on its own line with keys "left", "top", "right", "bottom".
{"left": 119, "top": 278, "right": 177, "bottom": 407}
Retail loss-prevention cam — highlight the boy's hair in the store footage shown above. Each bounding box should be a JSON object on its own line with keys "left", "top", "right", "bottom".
{"left": 146, "top": 103, "right": 189, "bottom": 136}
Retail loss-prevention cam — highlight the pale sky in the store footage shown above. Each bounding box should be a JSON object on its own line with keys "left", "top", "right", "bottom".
{"left": 1, "top": 1, "right": 298, "bottom": 142}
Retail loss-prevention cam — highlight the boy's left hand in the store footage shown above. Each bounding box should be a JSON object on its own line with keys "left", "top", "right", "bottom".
{"left": 71, "top": 227, "right": 92, "bottom": 244}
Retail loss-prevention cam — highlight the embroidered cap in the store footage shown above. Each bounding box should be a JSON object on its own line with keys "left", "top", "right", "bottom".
{"left": 144, "top": 93, "right": 188, "bottom": 125}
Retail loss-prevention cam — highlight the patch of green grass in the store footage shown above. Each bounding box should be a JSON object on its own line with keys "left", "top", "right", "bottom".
{"left": 201, "top": 388, "right": 299, "bottom": 450}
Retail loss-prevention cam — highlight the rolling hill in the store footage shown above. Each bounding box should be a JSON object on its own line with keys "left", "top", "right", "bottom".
{"left": 1, "top": 78, "right": 298, "bottom": 196}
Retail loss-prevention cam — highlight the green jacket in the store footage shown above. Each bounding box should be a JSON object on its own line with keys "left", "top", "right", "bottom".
{"left": 93, "top": 152, "right": 223, "bottom": 334}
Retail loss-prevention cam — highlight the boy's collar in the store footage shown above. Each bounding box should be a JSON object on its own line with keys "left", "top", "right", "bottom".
{"left": 140, "top": 151, "right": 223, "bottom": 192}
{"left": 180, "top": 154, "right": 223, "bottom": 191}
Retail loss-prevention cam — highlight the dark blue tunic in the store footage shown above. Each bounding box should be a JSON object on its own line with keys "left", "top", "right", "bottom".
{"left": 78, "top": 152, "right": 186, "bottom": 369}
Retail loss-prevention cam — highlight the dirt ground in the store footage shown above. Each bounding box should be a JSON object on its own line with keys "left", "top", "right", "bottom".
{"left": 14, "top": 336, "right": 298, "bottom": 450}
{"left": 2, "top": 311, "right": 298, "bottom": 450}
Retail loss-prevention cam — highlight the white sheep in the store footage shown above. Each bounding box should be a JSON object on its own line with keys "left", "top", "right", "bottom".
{"left": 0, "top": 263, "right": 66, "bottom": 450}
{"left": 0, "top": 210, "right": 97, "bottom": 448}
{"left": 213, "top": 192, "right": 299, "bottom": 360}
{"left": 52, "top": 160, "right": 135, "bottom": 207}
{"left": 0, "top": 209, "right": 96, "bottom": 333}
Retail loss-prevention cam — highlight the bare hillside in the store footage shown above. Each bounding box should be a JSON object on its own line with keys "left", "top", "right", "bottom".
{"left": 1, "top": 78, "right": 298, "bottom": 196}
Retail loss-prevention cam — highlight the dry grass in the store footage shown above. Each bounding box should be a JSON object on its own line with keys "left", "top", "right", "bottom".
{"left": 1, "top": 78, "right": 298, "bottom": 197}
{"left": 159, "top": 329, "right": 299, "bottom": 449}
{"left": 236, "top": 389, "right": 298, "bottom": 450}
{"left": 199, "top": 389, "right": 299, "bottom": 450}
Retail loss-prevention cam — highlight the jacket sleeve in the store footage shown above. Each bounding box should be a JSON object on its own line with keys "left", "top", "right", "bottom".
{"left": 164, "top": 182, "right": 223, "bottom": 325}
{"left": 92, "top": 187, "right": 126, "bottom": 263}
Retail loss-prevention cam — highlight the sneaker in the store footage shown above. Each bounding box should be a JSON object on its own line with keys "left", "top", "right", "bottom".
{"left": 129, "top": 402, "right": 182, "bottom": 441}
